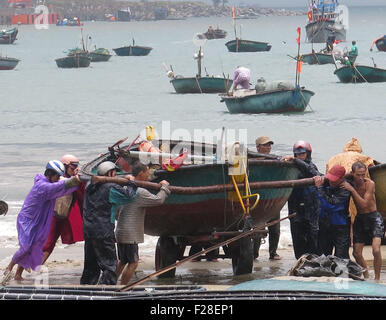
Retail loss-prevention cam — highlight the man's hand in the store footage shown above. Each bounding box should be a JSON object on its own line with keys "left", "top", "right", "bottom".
{"left": 281, "top": 155, "right": 294, "bottom": 162}
{"left": 160, "top": 180, "right": 170, "bottom": 186}
{"left": 341, "top": 181, "right": 354, "bottom": 191}
{"left": 124, "top": 175, "right": 135, "bottom": 181}
{"left": 313, "top": 175, "right": 324, "bottom": 187}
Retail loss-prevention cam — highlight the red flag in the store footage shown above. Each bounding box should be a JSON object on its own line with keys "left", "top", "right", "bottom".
{"left": 296, "top": 27, "right": 301, "bottom": 44}
{"left": 297, "top": 60, "right": 303, "bottom": 74}
{"left": 232, "top": 6, "right": 236, "bottom": 19}
{"left": 307, "top": 10, "right": 313, "bottom": 21}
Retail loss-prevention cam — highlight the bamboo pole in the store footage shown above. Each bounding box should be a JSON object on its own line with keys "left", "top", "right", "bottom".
{"left": 118, "top": 213, "right": 296, "bottom": 292}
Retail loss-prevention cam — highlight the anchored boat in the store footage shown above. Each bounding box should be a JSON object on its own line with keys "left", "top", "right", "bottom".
{"left": 0, "top": 56, "right": 20, "bottom": 70}
{"left": 166, "top": 46, "right": 232, "bottom": 94}
{"left": 305, "top": 0, "right": 348, "bottom": 43}
{"left": 334, "top": 64, "right": 386, "bottom": 83}
{"left": 301, "top": 51, "right": 356, "bottom": 65}
{"left": 55, "top": 54, "right": 91, "bottom": 68}
{"left": 113, "top": 39, "right": 152, "bottom": 56}
{"left": 225, "top": 6, "right": 271, "bottom": 53}
{"left": 197, "top": 26, "right": 227, "bottom": 40}
{"left": 81, "top": 136, "right": 312, "bottom": 276}
{"left": 0, "top": 27, "right": 18, "bottom": 44}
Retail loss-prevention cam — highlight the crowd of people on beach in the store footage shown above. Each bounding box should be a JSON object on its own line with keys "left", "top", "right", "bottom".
{"left": 1, "top": 136, "right": 384, "bottom": 286}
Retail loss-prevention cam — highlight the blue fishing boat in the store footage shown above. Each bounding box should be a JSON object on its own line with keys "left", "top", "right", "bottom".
{"left": 334, "top": 65, "right": 386, "bottom": 83}
{"left": 220, "top": 86, "right": 314, "bottom": 114}
{"left": 0, "top": 27, "right": 18, "bottom": 44}
{"left": 113, "top": 39, "right": 152, "bottom": 56}
{"left": 0, "top": 56, "right": 20, "bottom": 70}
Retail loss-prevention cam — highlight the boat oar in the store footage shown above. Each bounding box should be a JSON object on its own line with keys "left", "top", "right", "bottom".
{"left": 117, "top": 213, "right": 296, "bottom": 292}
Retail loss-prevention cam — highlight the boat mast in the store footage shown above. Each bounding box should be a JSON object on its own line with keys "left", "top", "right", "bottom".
{"left": 197, "top": 46, "right": 202, "bottom": 78}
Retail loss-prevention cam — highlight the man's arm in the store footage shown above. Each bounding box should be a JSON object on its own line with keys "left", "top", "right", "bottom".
{"left": 341, "top": 180, "right": 375, "bottom": 209}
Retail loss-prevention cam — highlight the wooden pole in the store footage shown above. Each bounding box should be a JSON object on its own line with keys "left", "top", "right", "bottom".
{"left": 118, "top": 213, "right": 296, "bottom": 292}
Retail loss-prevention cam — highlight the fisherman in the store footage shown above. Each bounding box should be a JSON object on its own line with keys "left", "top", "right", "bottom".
{"left": 80, "top": 161, "right": 137, "bottom": 285}
{"left": 325, "top": 34, "right": 335, "bottom": 53}
{"left": 253, "top": 136, "right": 282, "bottom": 260}
{"left": 349, "top": 40, "right": 358, "bottom": 58}
{"left": 326, "top": 137, "right": 375, "bottom": 243}
{"left": 41, "top": 154, "right": 85, "bottom": 265}
{"left": 281, "top": 141, "right": 323, "bottom": 259}
{"left": 315, "top": 165, "right": 351, "bottom": 259}
{"left": 2, "top": 160, "right": 80, "bottom": 284}
{"left": 232, "top": 66, "right": 251, "bottom": 93}
{"left": 115, "top": 162, "right": 170, "bottom": 285}
{"left": 342, "top": 162, "right": 384, "bottom": 281}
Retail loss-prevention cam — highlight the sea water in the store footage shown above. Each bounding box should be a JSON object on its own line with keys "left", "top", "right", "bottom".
{"left": 0, "top": 6, "right": 385, "bottom": 262}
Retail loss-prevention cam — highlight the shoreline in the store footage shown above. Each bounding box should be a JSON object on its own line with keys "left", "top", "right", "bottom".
{"left": 1, "top": 244, "right": 385, "bottom": 288}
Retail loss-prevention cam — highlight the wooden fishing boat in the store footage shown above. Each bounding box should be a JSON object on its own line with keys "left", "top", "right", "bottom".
{"left": 167, "top": 47, "right": 232, "bottom": 94}
{"left": 55, "top": 54, "right": 91, "bottom": 68}
{"left": 301, "top": 52, "right": 356, "bottom": 65}
{"left": 81, "top": 137, "right": 312, "bottom": 276}
{"left": 0, "top": 27, "right": 18, "bottom": 44}
{"left": 220, "top": 86, "right": 314, "bottom": 114}
{"left": 0, "top": 56, "right": 20, "bottom": 70}
{"left": 305, "top": 0, "right": 348, "bottom": 43}
{"left": 334, "top": 65, "right": 386, "bottom": 83}
{"left": 198, "top": 27, "right": 227, "bottom": 40}
{"left": 113, "top": 39, "right": 152, "bottom": 56}
{"left": 369, "top": 163, "right": 386, "bottom": 221}
{"left": 225, "top": 39, "right": 271, "bottom": 53}
{"left": 88, "top": 48, "right": 112, "bottom": 62}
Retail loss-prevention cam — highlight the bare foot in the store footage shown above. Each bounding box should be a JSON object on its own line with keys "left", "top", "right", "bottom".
{"left": 14, "top": 274, "right": 25, "bottom": 281}
{"left": 363, "top": 270, "right": 369, "bottom": 279}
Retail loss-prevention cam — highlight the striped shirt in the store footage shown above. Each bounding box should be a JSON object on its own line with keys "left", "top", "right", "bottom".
{"left": 115, "top": 185, "right": 170, "bottom": 244}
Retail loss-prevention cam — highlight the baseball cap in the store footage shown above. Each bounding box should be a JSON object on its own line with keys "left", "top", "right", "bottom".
{"left": 256, "top": 136, "right": 274, "bottom": 146}
{"left": 326, "top": 165, "right": 346, "bottom": 182}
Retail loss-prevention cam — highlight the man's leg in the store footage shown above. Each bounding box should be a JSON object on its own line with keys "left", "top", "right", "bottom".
{"left": 268, "top": 221, "right": 281, "bottom": 260}
{"left": 14, "top": 265, "right": 25, "bottom": 281}
{"left": 80, "top": 238, "right": 101, "bottom": 285}
{"left": 121, "top": 262, "right": 139, "bottom": 285}
{"left": 42, "top": 218, "right": 63, "bottom": 265}
{"left": 116, "top": 260, "right": 126, "bottom": 280}
{"left": 352, "top": 242, "right": 369, "bottom": 278}
{"left": 95, "top": 238, "right": 117, "bottom": 285}
{"left": 333, "top": 225, "right": 350, "bottom": 259}
{"left": 372, "top": 237, "right": 382, "bottom": 281}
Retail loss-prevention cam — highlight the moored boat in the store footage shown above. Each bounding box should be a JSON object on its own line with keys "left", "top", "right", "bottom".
{"left": 55, "top": 54, "right": 91, "bottom": 68}
{"left": 220, "top": 86, "right": 314, "bottom": 114}
{"left": 0, "top": 56, "right": 20, "bottom": 70}
{"left": 80, "top": 137, "right": 311, "bottom": 276}
{"left": 166, "top": 46, "right": 232, "bottom": 94}
{"left": 301, "top": 51, "right": 356, "bottom": 65}
{"left": 198, "top": 26, "right": 227, "bottom": 40}
{"left": 369, "top": 163, "right": 386, "bottom": 221}
{"left": 305, "top": 0, "right": 348, "bottom": 43}
{"left": 88, "top": 48, "right": 112, "bottom": 62}
{"left": 334, "top": 65, "right": 386, "bottom": 83}
{"left": 113, "top": 39, "right": 152, "bottom": 56}
{"left": 225, "top": 39, "right": 271, "bottom": 53}
{"left": 0, "top": 27, "right": 18, "bottom": 44}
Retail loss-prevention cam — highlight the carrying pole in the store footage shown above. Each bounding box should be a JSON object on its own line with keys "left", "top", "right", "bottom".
{"left": 118, "top": 213, "right": 296, "bottom": 292}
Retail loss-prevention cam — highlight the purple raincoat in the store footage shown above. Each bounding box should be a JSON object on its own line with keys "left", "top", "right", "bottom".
{"left": 12, "top": 174, "right": 78, "bottom": 270}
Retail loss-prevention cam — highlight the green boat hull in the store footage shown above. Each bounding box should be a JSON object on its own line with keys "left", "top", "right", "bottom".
{"left": 301, "top": 53, "right": 357, "bottom": 65}
{"left": 171, "top": 77, "right": 233, "bottom": 94}
{"left": 225, "top": 39, "right": 272, "bottom": 52}
{"left": 369, "top": 163, "right": 386, "bottom": 220}
{"left": 113, "top": 45, "right": 152, "bottom": 56}
{"left": 334, "top": 65, "right": 386, "bottom": 83}
{"left": 55, "top": 55, "right": 91, "bottom": 68}
{"left": 81, "top": 140, "right": 300, "bottom": 237}
{"left": 88, "top": 52, "right": 112, "bottom": 62}
{"left": 221, "top": 88, "right": 315, "bottom": 114}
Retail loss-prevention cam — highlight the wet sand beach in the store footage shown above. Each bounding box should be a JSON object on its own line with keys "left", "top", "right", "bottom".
{"left": 1, "top": 243, "right": 385, "bottom": 289}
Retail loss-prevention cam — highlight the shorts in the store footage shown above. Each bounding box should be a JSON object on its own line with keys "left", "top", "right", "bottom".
{"left": 117, "top": 243, "right": 139, "bottom": 264}
{"left": 353, "top": 211, "right": 385, "bottom": 244}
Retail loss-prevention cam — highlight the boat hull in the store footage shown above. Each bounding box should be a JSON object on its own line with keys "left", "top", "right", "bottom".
{"left": 375, "top": 37, "right": 386, "bottom": 52}
{"left": 225, "top": 39, "right": 271, "bottom": 52}
{"left": 221, "top": 88, "right": 315, "bottom": 114}
{"left": 334, "top": 65, "right": 386, "bottom": 83}
{"left": 81, "top": 141, "right": 300, "bottom": 237}
{"left": 203, "top": 29, "right": 227, "bottom": 40}
{"left": 305, "top": 20, "right": 346, "bottom": 43}
{"left": 0, "top": 27, "right": 18, "bottom": 45}
{"left": 113, "top": 46, "right": 152, "bottom": 56}
{"left": 88, "top": 52, "right": 112, "bottom": 62}
{"left": 301, "top": 52, "right": 356, "bottom": 65}
{"left": 55, "top": 55, "right": 91, "bottom": 68}
{"left": 0, "top": 57, "right": 19, "bottom": 70}
{"left": 171, "top": 77, "right": 233, "bottom": 94}
{"left": 369, "top": 163, "right": 386, "bottom": 220}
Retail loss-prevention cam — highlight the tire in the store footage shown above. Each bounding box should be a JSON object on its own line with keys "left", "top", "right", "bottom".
{"left": 231, "top": 236, "right": 254, "bottom": 275}
{"left": 155, "top": 236, "right": 180, "bottom": 278}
